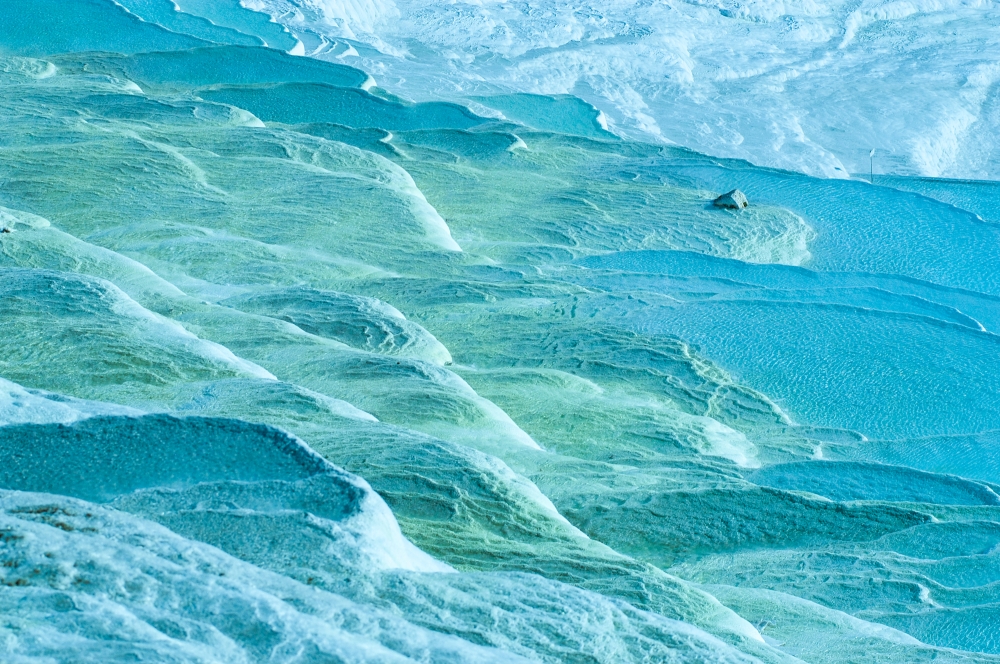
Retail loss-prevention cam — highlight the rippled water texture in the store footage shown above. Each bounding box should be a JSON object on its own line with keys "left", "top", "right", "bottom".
{"left": 2, "top": 2, "right": 1000, "bottom": 662}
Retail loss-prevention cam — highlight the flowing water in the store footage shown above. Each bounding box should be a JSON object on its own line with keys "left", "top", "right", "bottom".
{"left": 1, "top": 1, "right": 1000, "bottom": 662}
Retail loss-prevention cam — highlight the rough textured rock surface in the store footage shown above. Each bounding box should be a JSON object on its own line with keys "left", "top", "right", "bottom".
{"left": 714, "top": 189, "right": 749, "bottom": 209}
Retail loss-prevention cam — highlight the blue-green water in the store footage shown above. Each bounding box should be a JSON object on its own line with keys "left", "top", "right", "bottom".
{"left": 2, "top": 2, "right": 1000, "bottom": 662}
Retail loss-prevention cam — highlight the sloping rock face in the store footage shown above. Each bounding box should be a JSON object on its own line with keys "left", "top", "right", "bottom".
{"left": 714, "top": 189, "right": 749, "bottom": 209}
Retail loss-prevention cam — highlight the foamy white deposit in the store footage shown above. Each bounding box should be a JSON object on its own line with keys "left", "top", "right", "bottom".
{"left": 236, "top": 0, "right": 1000, "bottom": 179}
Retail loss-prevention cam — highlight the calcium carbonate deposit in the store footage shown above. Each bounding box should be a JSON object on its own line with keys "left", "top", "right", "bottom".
{"left": 1, "top": 1, "right": 1000, "bottom": 661}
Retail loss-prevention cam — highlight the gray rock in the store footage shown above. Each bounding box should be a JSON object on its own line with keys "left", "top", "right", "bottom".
{"left": 713, "top": 189, "right": 749, "bottom": 209}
